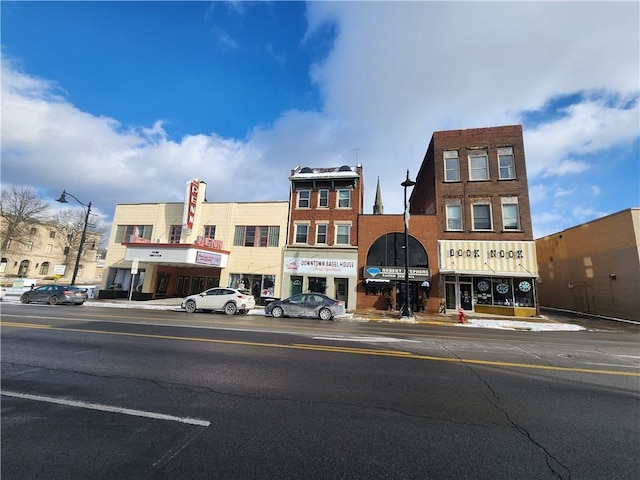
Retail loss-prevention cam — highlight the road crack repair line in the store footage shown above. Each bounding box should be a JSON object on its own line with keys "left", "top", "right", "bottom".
{"left": 432, "top": 338, "right": 572, "bottom": 480}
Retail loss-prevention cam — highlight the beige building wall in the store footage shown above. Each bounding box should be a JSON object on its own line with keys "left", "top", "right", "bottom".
{"left": 535, "top": 208, "right": 640, "bottom": 321}
{"left": 101, "top": 199, "right": 289, "bottom": 298}
{"left": 1, "top": 217, "right": 102, "bottom": 286}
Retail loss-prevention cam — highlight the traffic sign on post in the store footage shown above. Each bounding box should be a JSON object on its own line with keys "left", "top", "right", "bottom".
{"left": 131, "top": 258, "right": 139, "bottom": 275}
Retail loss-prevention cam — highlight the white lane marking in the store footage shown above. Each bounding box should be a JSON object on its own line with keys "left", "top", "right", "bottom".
{"left": 312, "top": 335, "right": 419, "bottom": 343}
{"left": 578, "top": 363, "right": 639, "bottom": 369}
{"left": 1, "top": 391, "right": 210, "bottom": 427}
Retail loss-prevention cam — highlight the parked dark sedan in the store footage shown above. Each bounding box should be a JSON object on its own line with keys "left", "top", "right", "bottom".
{"left": 264, "top": 293, "right": 346, "bottom": 320}
{"left": 20, "top": 285, "right": 88, "bottom": 305}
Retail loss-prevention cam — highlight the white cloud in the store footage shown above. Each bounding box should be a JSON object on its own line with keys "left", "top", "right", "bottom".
{"left": 1, "top": 1, "right": 638, "bottom": 241}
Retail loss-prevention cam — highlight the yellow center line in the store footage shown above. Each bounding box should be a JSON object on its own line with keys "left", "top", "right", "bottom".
{"left": 2, "top": 322, "right": 638, "bottom": 377}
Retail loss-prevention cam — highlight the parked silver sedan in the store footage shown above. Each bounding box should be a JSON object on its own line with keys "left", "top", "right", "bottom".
{"left": 182, "top": 287, "right": 256, "bottom": 315}
{"left": 265, "top": 293, "right": 346, "bottom": 320}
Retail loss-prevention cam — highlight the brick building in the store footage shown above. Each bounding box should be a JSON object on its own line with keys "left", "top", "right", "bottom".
{"left": 281, "top": 165, "right": 363, "bottom": 308}
{"left": 410, "top": 125, "right": 539, "bottom": 316}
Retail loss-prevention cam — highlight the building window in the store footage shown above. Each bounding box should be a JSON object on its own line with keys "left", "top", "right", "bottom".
{"left": 444, "top": 150, "right": 460, "bottom": 182}
{"left": 268, "top": 227, "right": 280, "bottom": 247}
{"left": 204, "top": 225, "right": 216, "bottom": 239}
{"left": 318, "top": 189, "right": 329, "bottom": 208}
{"left": 39, "top": 262, "right": 50, "bottom": 275}
{"left": 337, "top": 189, "right": 351, "bottom": 208}
{"left": 169, "top": 225, "right": 182, "bottom": 244}
{"left": 294, "top": 224, "right": 309, "bottom": 244}
{"left": 498, "top": 147, "right": 515, "bottom": 179}
{"left": 501, "top": 197, "right": 520, "bottom": 230}
{"left": 297, "top": 190, "right": 310, "bottom": 208}
{"left": 0, "top": 258, "right": 7, "bottom": 273}
{"left": 234, "top": 226, "right": 280, "bottom": 247}
{"left": 469, "top": 150, "right": 489, "bottom": 181}
{"left": 472, "top": 203, "right": 493, "bottom": 230}
{"left": 46, "top": 244, "right": 53, "bottom": 253}
{"left": 316, "top": 224, "right": 328, "bottom": 244}
{"left": 446, "top": 204, "right": 462, "bottom": 231}
{"left": 49, "top": 230, "right": 56, "bottom": 239}
{"left": 30, "top": 227, "right": 37, "bottom": 235}
{"left": 335, "top": 224, "right": 351, "bottom": 245}
{"left": 25, "top": 241, "right": 33, "bottom": 252}
{"left": 114, "top": 225, "right": 153, "bottom": 243}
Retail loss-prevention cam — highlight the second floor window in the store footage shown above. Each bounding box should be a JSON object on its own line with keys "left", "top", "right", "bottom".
{"left": 294, "top": 224, "right": 309, "bottom": 244}
{"left": 502, "top": 202, "right": 520, "bottom": 230}
{"left": 444, "top": 150, "right": 460, "bottom": 182}
{"left": 316, "top": 224, "right": 328, "bottom": 244}
{"left": 25, "top": 241, "right": 33, "bottom": 252}
{"left": 233, "top": 226, "right": 280, "bottom": 247}
{"left": 114, "top": 225, "right": 153, "bottom": 243}
{"left": 472, "top": 203, "right": 493, "bottom": 230}
{"left": 169, "top": 225, "right": 182, "bottom": 244}
{"left": 446, "top": 204, "right": 462, "bottom": 231}
{"left": 318, "top": 189, "right": 329, "bottom": 208}
{"left": 335, "top": 224, "right": 351, "bottom": 245}
{"left": 46, "top": 244, "right": 53, "bottom": 253}
{"left": 204, "top": 225, "right": 216, "bottom": 239}
{"left": 297, "top": 190, "right": 310, "bottom": 208}
{"left": 49, "top": 230, "right": 56, "bottom": 238}
{"left": 337, "top": 189, "right": 351, "bottom": 208}
{"left": 469, "top": 150, "right": 489, "bottom": 181}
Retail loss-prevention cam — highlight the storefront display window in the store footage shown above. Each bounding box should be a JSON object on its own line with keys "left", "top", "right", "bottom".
{"left": 514, "top": 279, "right": 535, "bottom": 307}
{"left": 492, "top": 277, "right": 512, "bottom": 305}
{"left": 473, "top": 277, "right": 493, "bottom": 305}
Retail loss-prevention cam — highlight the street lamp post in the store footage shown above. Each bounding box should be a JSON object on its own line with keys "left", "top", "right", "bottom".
{"left": 400, "top": 170, "right": 416, "bottom": 318}
{"left": 56, "top": 190, "right": 92, "bottom": 286}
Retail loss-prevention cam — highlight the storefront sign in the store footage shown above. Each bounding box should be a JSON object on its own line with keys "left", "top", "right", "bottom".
{"left": 438, "top": 240, "right": 538, "bottom": 276}
{"left": 182, "top": 179, "right": 200, "bottom": 230}
{"left": 195, "top": 251, "right": 222, "bottom": 266}
{"left": 284, "top": 256, "right": 357, "bottom": 275}
{"left": 364, "top": 266, "right": 430, "bottom": 281}
{"left": 195, "top": 236, "right": 224, "bottom": 250}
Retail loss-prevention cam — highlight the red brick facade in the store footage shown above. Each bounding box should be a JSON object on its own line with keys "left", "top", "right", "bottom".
{"left": 357, "top": 214, "right": 439, "bottom": 311}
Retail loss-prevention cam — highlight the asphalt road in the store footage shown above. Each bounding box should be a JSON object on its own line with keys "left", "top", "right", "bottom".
{"left": 1, "top": 303, "right": 639, "bottom": 479}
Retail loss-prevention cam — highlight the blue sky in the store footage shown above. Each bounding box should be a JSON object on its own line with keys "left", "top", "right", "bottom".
{"left": 1, "top": 1, "right": 638, "bottom": 239}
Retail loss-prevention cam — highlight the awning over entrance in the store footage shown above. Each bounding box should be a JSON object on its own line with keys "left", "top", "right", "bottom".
{"left": 123, "top": 243, "right": 230, "bottom": 268}
{"left": 438, "top": 240, "right": 539, "bottom": 278}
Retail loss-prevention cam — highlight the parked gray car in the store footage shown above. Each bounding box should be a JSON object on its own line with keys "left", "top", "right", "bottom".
{"left": 265, "top": 293, "right": 346, "bottom": 320}
{"left": 20, "top": 285, "right": 87, "bottom": 305}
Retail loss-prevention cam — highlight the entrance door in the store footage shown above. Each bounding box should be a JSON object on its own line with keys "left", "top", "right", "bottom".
{"left": 291, "top": 276, "right": 303, "bottom": 296}
{"left": 460, "top": 280, "right": 473, "bottom": 311}
{"left": 334, "top": 278, "right": 348, "bottom": 307}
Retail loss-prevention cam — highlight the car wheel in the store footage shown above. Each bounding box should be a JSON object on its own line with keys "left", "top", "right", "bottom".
{"left": 20, "top": 294, "right": 29, "bottom": 304}
{"left": 49, "top": 296, "right": 59, "bottom": 305}
{"left": 271, "top": 306, "right": 284, "bottom": 318}
{"left": 184, "top": 300, "right": 197, "bottom": 313}
{"left": 224, "top": 302, "right": 237, "bottom": 315}
{"left": 318, "top": 308, "right": 333, "bottom": 320}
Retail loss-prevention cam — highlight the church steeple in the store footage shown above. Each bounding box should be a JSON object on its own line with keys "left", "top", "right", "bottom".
{"left": 373, "top": 176, "right": 384, "bottom": 214}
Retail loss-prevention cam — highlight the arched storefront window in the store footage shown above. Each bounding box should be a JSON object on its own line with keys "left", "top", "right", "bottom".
{"left": 366, "top": 233, "right": 428, "bottom": 268}
{"left": 39, "top": 262, "right": 50, "bottom": 275}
